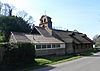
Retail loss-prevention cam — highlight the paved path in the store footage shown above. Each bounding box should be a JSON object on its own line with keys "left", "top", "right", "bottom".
{"left": 32, "top": 52, "right": 100, "bottom": 71}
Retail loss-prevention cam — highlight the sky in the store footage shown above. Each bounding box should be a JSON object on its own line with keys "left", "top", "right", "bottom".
{"left": 1, "top": 0, "right": 100, "bottom": 39}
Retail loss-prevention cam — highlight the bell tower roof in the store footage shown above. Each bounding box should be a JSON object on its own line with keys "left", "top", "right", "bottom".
{"left": 40, "top": 15, "right": 51, "bottom": 22}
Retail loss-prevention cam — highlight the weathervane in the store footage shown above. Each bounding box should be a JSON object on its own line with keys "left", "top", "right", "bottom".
{"left": 45, "top": 10, "right": 46, "bottom": 15}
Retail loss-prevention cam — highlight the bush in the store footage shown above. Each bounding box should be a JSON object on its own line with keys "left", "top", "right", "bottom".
{"left": 3, "top": 43, "right": 36, "bottom": 66}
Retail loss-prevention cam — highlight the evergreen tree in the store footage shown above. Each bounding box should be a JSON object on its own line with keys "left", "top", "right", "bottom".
{"left": 0, "top": 16, "right": 31, "bottom": 41}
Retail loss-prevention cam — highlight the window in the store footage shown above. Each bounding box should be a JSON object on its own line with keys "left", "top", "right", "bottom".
{"left": 55, "top": 44, "right": 60, "bottom": 48}
{"left": 52, "top": 44, "right": 55, "bottom": 48}
{"left": 52, "top": 44, "right": 60, "bottom": 48}
{"left": 42, "top": 45, "right": 46, "bottom": 49}
{"left": 44, "top": 18, "right": 46, "bottom": 23}
{"left": 41, "top": 20, "right": 43, "bottom": 23}
{"left": 36, "top": 45, "right": 41, "bottom": 49}
{"left": 36, "top": 44, "right": 61, "bottom": 49}
{"left": 47, "top": 45, "right": 51, "bottom": 48}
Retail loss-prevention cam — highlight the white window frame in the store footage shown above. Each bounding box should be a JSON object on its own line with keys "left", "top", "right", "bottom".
{"left": 35, "top": 43, "right": 64, "bottom": 50}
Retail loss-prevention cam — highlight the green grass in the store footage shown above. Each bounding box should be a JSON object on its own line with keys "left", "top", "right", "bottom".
{"left": 35, "top": 58, "right": 52, "bottom": 65}
{"left": 35, "top": 55, "right": 81, "bottom": 66}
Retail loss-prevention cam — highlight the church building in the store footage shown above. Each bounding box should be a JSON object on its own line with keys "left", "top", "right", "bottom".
{"left": 10, "top": 15, "right": 94, "bottom": 56}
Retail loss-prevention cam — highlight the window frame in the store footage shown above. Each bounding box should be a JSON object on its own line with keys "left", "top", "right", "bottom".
{"left": 42, "top": 45, "right": 46, "bottom": 49}
{"left": 36, "top": 45, "right": 41, "bottom": 49}
{"left": 35, "top": 44, "right": 61, "bottom": 50}
{"left": 47, "top": 44, "right": 51, "bottom": 49}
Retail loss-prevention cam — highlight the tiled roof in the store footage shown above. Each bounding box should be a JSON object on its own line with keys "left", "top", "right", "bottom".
{"left": 52, "top": 30, "right": 80, "bottom": 44}
{"left": 11, "top": 32, "right": 64, "bottom": 44}
{"left": 79, "top": 33, "right": 94, "bottom": 43}
{"left": 52, "top": 29, "right": 91, "bottom": 44}
{"left": 25, "top": 34, "right": 64, "bottom": 44}
{"left": 12, "top": 32, "right": 31, "bottom": 43}
{"left": 53, "top": 30, "right": 72, "bottom": 43}
{"left": 73, "top": 33, "right": 91, "bottom": 43}
{"left": 11, "top": 26, "right": 92, "bottom": 44}
{"left": 35, "top": 26, "right": 52, "bottom": 37}
{"left": 40, "top": 15, "right": 51, "bottom": 20}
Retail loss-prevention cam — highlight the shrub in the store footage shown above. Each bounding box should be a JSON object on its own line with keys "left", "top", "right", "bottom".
{"left": 3, "top": 43, "right": 36, "bottom": 66}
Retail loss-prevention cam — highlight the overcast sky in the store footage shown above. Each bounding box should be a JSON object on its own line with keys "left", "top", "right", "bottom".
{"left": 1, "top": 0, "right": 100, "bottom": 39}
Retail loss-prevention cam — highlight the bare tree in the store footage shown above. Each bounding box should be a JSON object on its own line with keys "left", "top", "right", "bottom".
{"left": 3, "top": 3, "right": 15, "bottom": 16}
{"left": 0, "top": 1, "right": 34, "bottom": 26}
{"left": 26, "top": 16, "right": 34, "bottom": 24}
{"left": 0, "top": 1, "right": 3, "bottom": 15}
{"left": 16, "top": 10, "right": 34, "bottom": 26}
{"left": 7, "top": 4, "right": 15, "bottom": 16}
{"left": 93, "top": 34, "right": 99, "bottom": 42}
{"left": 3, "top": 3, "right": 9, "bottom": 16}
{"left": 0, "top": 2, "right": 15, "bottom": 16}
{"left": 17, "top": 10, "right": 28, "bottom": 19}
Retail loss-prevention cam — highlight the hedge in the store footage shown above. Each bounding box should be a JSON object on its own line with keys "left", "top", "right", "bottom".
{"left": 3, "top": 43, "right": 36, "bottom": 66}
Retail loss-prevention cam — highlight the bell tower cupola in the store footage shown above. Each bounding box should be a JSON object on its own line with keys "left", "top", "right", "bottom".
{"left": 39, "top": 15, "right": 52, "bottom": 29}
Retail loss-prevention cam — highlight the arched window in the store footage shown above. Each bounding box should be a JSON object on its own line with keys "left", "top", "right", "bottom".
{"left": 44, "top": 18, "right": 46, "bottom": 23}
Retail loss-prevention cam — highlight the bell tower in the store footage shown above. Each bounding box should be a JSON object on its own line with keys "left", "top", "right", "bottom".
{"left": 39, "top": 15, "right": 52, "bottom": 29}
{"left": 39, "top": 15, "right": 52, "bottom": 35}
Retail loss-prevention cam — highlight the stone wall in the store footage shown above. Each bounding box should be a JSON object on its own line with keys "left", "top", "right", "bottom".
{"left": 75, "top": 44, "right": 93, "bottom": 53}
{"left": 35, "top": 48, "right": 65, "bottom": 56}
{"left": 65, "top": 43, "right": 74, "bottom": 54}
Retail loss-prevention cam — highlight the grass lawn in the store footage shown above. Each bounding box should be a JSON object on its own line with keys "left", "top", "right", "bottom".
{"left": 34, "top": 55, "right": 81, "bottom": 68}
